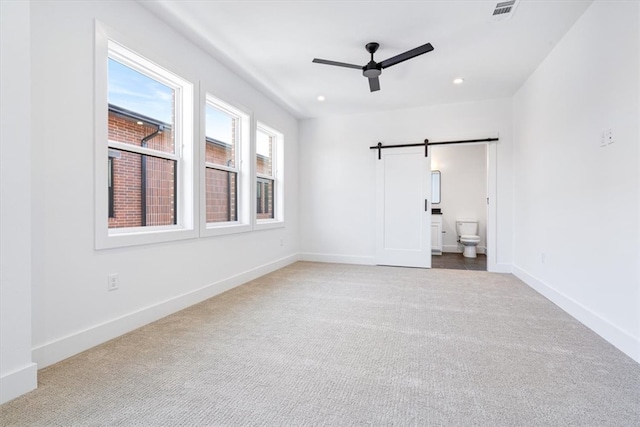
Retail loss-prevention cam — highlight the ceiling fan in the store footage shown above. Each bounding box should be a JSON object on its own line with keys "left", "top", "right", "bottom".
{"left": 312, "top": 42, "right": 434, "bottom": 92}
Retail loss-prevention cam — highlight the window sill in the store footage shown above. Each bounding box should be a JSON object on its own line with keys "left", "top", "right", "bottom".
{"left": 254, "top": 219, "right": 285, "bottom": 231}
{"left": 96, "top": 225, "right": 198, "bottom": 250}
{"left": 201, "top": 222, "right": 252, "bottom": 237}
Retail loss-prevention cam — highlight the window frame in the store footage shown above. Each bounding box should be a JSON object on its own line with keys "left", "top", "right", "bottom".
{"left": 200, "top": 93, "right": 252, "bottom": 237}
{"left": 107, "top": 149, "right": 120, "bottom": 219}
{"left": 94, "top": 24, "right": 196, "bottom": 249}
{"left": 254, "top": 122, "right": 284, "bottom": 230}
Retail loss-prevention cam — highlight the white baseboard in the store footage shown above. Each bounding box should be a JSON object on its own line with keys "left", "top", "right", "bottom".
{"left": 443, "top": 245, "right": 486, "bottom": 254}
{"left": 300, "top": 251, "right": 502, "bottom": 269}
{"left": 513, "top": 265, "right": 640, "bottom": 364}
{"left": 0, "top": 362, "right": 37, "bottom": 404}
{"left": 32, "top": 254, "right": 299, "bottom": 369}
{"left": 489, "top": 262, "right": 512, "bottom": 273}
{"left": 299, "top": 252, "right": 375, "bottom": 265}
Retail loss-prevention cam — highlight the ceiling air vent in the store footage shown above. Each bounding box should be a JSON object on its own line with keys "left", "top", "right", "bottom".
{"left": 491, "top": 0, "right": 519, "bottom": 21}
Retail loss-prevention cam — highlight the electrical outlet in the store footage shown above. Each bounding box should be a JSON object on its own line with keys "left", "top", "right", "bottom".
{"left": 606, "top": 128, "right": 615, "bottom": 145}
{"left": 280, "top": 238, "right": 284, "bottom": 247}
{"left": 107, "top": 273, "right": 119, "bottom": 291}
{"left": 601, "top": 128, "right": 615, "bottom": 147}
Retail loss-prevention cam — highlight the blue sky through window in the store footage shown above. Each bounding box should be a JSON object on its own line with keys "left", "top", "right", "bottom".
{"left": 108, "top": 58, "right": 173, "bottom": 124}
{"left": 256, "top": 130, "right": 271, "bottom": 158}
{"left": 109, "top": 58, "right": 237, "bottom": 141}
{"left": 206, "top": 105, "right": 233, "bottom": 143}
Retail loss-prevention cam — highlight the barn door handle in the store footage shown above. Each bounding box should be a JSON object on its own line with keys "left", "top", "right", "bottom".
{"left": 425, "top": 199, "right": 429, "bottom": 212}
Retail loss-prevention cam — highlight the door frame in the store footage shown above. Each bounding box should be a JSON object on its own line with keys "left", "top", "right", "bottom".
{"left": 430, "top": 140, "right": 499, "bottom": 272}
{"left": 486, "top": 140, "right": 500, "bottom": 272}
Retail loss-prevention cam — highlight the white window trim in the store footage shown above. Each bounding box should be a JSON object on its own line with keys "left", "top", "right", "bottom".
{"left": 200, "top": 92, "right": 252, "bottom": 237}
{"left": 94, "top": 22, "right": 196, "bottom": 249}
{"left": 107, "top": 141, "right": 179, "bottom": 162}
{"left": 254, "top": 121, "right": 284, "bottom": 230}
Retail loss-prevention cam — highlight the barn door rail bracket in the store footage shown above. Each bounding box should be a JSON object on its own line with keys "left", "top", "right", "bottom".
{"left": 370, "top": 137, "right": 499, "bottom": 159}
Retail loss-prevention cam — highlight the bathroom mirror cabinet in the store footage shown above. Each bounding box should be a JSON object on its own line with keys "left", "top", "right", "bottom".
{"left": 432, "top": 170, "right": 441, "bottom": 204}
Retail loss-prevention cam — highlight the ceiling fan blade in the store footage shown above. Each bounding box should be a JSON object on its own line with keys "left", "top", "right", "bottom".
{"left": 379, "top": 43, "right": 434, "bottom": 69}
{"left": 368, "top": 76, "right": 380, "bottom": 92}
{"left": 312, "top": 58, "right": 362, "bottom": 70}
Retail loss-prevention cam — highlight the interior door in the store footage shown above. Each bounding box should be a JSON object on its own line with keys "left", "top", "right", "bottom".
{"left": 375, "top": 146, "right": 431, "bottom": 268}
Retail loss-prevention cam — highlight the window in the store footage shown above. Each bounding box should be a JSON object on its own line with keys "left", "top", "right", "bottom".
{"left": 205, "top": 102, "right": 238, "bottom": 223}
{"left": 256, "top": 129, "right": 274, "bottom": 219}
{"left": 255, "top": 123, "right": 284, "bottom": 228}
{"left": 95, "top": 34, "right": 194, "bottom": 249}
{"left": 201, "top": 94, "right": 251, "bottom": 236}
{"left": 106, "top": 47, "right": 181, "bottom": 230}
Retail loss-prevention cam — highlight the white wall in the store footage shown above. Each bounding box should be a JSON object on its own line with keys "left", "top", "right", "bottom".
{"left": 0, "top": 0, "right": 38, "bottom": 404}
{"left": 299, "top": 98, "right": 513, "bottom": 270}
{"left": 28, "top": 1, "right": 299, "bottom": 370}
{"left": 7, "top": 0, "right": 636, "bottom": 407}
{"left": 431, "top": 144, "right": 487, "bottom": 253}
{"left": 512, "top": 0, "right": 640, "bottom": 362}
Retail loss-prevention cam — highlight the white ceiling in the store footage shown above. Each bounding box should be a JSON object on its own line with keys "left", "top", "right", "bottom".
{"left": 146, "top": 0, "right": 592, "bottom": 119}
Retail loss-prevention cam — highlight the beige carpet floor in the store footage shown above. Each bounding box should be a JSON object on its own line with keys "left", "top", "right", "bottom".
{"left": 1, "top": 262, "right": 639, "bottom": 426}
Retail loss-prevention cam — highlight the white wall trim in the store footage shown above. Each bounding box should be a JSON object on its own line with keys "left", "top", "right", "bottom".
{"left": 32, "top": 254, "right": 299, "bottom": 369}
{"left": 442, "top": 244, "right": 487, "bottom": 254}
{"left": 442, "top": 245, "right": 486, "bottom": 254}
{"left": 299, "top": 252, "right": 376, "bottom": 266}
{"left": 513, "top": 265, "right": 640, "bottom": 364}
{"left": 0, "top": 363, "right": 37, "bottom": 404}
{"left": 490, "top": 263, "right": 512, "bottom": 274}
{"left": 300, "top": 252, "right": 509, "bottom": 272}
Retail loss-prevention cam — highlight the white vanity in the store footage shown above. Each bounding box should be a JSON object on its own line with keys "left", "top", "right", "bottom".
{"left": 431, "top": 170, "right": 443, "bottom": 255}
{"left": 431, "top": 214, "right": 443, "bottom": 255}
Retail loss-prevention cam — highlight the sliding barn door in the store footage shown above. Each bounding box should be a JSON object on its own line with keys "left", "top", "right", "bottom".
{"left": 375, "top": 147, "right": 431, "bottom": 268}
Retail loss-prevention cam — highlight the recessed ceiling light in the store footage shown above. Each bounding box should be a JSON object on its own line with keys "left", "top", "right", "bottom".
{"left": 136, "top": 121, "right": 144, "bottom": 125}
{"left": 453, "top": 78, "right": 464, "bottom": 85}
{"left": 317, "top": 95, "right": 325, "bottom": 102}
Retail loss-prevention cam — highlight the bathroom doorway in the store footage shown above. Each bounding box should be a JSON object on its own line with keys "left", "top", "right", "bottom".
{"left": 430, "top": 142, "right": 491, "bottom": 271}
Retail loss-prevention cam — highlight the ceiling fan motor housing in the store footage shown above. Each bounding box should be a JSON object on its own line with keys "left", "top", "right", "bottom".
{"left": 363, "top": 62, "right": 382, "bottom": 78}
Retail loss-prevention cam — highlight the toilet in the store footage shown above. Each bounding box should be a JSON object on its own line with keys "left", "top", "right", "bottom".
{"left": 456, "top": 220, "right": 481, "bottom": 258}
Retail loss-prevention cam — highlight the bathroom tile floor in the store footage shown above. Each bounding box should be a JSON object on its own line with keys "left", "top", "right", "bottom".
{"left": 432, "top": 253, "right": 487, "bottom": 271}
